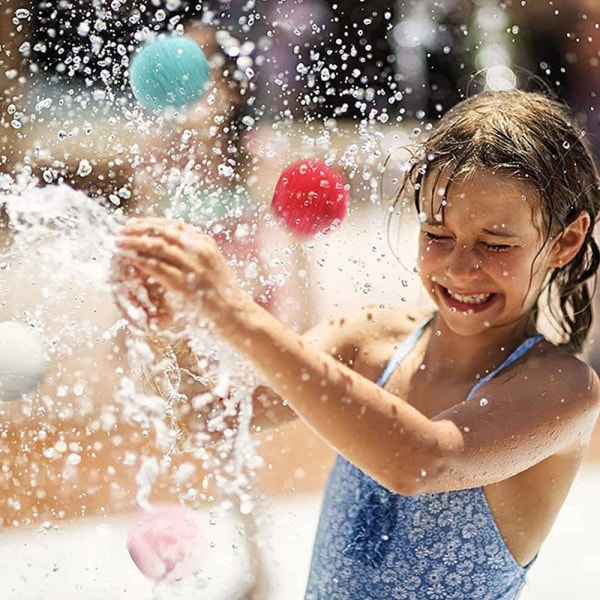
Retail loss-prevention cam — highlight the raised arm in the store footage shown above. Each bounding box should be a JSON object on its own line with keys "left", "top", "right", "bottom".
{"left": 114, "top": 217, "right": 600, "bottom": 495}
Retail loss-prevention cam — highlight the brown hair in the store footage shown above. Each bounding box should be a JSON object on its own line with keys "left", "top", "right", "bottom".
{"left": 389, "top": 89, "right": 600, "bottom": 353}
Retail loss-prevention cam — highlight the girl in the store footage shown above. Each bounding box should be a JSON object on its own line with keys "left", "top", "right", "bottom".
{"left": 113, "top": 90, "right": 600, "bottom": 599}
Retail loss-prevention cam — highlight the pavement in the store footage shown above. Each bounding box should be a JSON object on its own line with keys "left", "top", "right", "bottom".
{"left": 2, "top": 464, "right": 600, "bottom": 599}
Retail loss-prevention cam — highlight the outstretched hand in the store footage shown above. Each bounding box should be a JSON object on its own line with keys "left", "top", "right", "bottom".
{"left": 112, "top": 217, "right": 243, "bottom": 334}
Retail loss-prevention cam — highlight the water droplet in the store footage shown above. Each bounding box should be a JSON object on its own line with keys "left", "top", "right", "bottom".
{"left": 241, "top": 115, "right": 255, "bottom": 128}
{"left": 34, "top": 97, "right": 53, "bottom": 112}
{"left": 76, "top": 159, "right": 93, "bottom": 178}
{"left": 38, "top": 521, "right": 53, "bottom": 533}
{"left": 239, "top": 500, "right": 254, "bottom": 515}
{"left": 66, "top": 453, "right": 81, "bottom": 466}
{"left": 14, "top": 8, "right": 31, "bottom": 19}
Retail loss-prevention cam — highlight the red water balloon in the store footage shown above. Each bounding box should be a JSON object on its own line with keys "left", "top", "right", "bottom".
{"left": 270, "top": 159, "right": 349, "bottom": 238}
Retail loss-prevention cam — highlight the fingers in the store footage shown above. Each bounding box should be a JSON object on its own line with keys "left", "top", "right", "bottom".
{"left": 126, "top": 255, "right": 191, "bottom": 294}
{"left": 118, "top": 237, "right": 198, "bottom": 284}
{"left": 120, "top": 217, "right": 200, "bottom": 247}
{"left": 112, "top": 217, "right": 232, "bottom": 330}
{"left": 117, "top": 217, "right": 226, "bottom": 284}
{"left": 113, "top": 280, "right": 153, "bottom": 332}
{"left": 112, "top": 260, "right": 189, "bottom": 334}
{"left": 117, "top": 219, "right": 219, "bottom": 271}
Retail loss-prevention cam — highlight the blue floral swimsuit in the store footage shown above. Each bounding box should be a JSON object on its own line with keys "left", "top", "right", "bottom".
{"left": 305, "top": 315, "right": 543, "bottom": 599}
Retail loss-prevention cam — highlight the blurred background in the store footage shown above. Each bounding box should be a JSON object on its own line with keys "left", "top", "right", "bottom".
{"left": 1, "top": 1, "right": 600, "bottom": 598}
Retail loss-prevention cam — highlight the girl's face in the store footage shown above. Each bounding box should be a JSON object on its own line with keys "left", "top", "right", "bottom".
{"left": 417, "top": 170, "right": 554, "bottom": 337}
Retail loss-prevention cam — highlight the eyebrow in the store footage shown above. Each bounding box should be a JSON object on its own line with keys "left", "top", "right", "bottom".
{"left": 481, "top": 227, "right": 519, "bottom": 238}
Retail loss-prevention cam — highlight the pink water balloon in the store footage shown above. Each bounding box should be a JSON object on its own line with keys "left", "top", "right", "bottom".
{"left": 126, "top": 504, "right": 203, "bottom": 584}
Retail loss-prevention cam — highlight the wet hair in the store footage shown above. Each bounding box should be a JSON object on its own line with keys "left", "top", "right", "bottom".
{"left": 389, "top": 89, "right": 600, "bottom": 353}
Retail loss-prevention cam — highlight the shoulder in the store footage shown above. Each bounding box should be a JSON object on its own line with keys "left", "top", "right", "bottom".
{"left": 452, "top": 344, "right": 600, "bottom": 460}
{"left": 530, "top": 344, "right": 600, "bottom": 406}
{"left": 304, "top": 304, "right": 431, "bottom": 370}
{"left": 526, "top": 341, "right": 597, "bottom": 384}
{"left": 490, "top": 341, "right": 600, "bottom": 428}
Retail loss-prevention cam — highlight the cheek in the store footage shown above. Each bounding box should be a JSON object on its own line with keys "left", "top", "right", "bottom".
{"left": 417, "top": 244, "right": 448, "bottom": 289}
{"left": 418, "top": 241, "right": 445, "bottom": 268}
{"left": 487, "top": 257, "right": 516, "bottom": 281}
{"left": 417, "top": 246, "right": 433, "bottom": 280}
{"left": 486, "top": 254, "right": 541, "bottom": 291}
{"left": 480, "top": 248, "right": 529, "bottom": 274}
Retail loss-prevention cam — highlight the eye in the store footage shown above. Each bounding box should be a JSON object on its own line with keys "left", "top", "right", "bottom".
{"left": 482, "top": 241, "right": 512, "bottom": 253}
{"left": 422, "top": 231, "right": 451, "bottom": 243}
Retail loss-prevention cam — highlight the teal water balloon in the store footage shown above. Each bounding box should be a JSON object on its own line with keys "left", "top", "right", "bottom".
{"left": 129, "top": 35, "right": 210, "bottom": 111}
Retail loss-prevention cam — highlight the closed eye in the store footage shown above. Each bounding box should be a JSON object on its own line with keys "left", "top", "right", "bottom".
{"left": 481, "top": 241, "right": 512, "bottom": 252}
{"left": 422, "top": 231, "right": 451, "bottom": 243}
{"left": 422, "top": 230, "right": 514, "bottom": 252}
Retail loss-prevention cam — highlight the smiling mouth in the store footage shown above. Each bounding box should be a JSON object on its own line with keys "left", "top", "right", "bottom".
{"left": 439, "top": 286, "right": 495, "bottom": 308}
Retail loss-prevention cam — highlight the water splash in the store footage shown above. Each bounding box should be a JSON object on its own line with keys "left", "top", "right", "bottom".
{"left": 0, "top": 180, "right": 268, "bottom": 528}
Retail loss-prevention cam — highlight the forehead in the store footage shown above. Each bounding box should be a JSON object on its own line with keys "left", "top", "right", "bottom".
{"left": 419, "top": 169, "right": 542, "bottom": 230}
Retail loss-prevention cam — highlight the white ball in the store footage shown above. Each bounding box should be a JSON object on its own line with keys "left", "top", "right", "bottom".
{"left": 0, "top": 321, "right": 49, "bottom": 402}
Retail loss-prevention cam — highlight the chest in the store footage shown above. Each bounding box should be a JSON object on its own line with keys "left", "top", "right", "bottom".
{"left": 354, "top": 326, "right": 490, "bottom": 418}
{"left": 381, "top": 358, "right": 478, "bottom": 418}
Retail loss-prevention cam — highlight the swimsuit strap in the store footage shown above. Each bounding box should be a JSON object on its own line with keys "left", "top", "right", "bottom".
{"left": 377, "top": 312, "right": 545, "bottom": 396}
{"left": 377, "top": 313, "right": 435, "bottom": 387}
{"left": 466, "top": 333, "right": 544, "bottom": 400}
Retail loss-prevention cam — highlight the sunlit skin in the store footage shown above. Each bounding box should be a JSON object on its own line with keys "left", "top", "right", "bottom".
{"left": 113, "top": 169, "right": 598, "bottom": 567}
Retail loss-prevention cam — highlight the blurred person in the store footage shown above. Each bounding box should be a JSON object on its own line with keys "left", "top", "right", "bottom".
{"left": 0, "top": 1, "right": 246, "bottom": 204}
{"left": 0, "top": 1, "right": 251, "bottom": 527}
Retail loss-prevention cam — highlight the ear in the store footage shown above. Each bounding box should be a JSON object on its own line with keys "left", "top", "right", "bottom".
{"left": 549, "top": 211, "right": 591, "bottom": 267}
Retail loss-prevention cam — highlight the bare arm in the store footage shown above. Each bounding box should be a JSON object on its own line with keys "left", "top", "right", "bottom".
{"left": 114, "top": 218, "right": 600, "bottom": 494}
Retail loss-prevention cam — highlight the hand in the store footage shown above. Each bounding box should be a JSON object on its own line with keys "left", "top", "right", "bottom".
{"left": 111, "top": 249, "right": 187, "bottom": 335}
{"left": 113, "top": 217, "right": 244, "bottom": 333}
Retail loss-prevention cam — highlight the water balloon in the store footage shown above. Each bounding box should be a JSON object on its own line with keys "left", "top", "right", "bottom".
{"left": 0, "top": 321, "right": 49, "bottom": 402}
{"left": 129, "top": 34, "right": 210, "bottom": 111}
{"left": 126, "top": 504, "right": 204, "bottom": 584}
{"left": 270, "top": 158, "right": 349, "bottom": 238}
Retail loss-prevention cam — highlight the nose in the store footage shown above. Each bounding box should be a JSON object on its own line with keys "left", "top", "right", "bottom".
{"left": 445, "top": 244, "right": 481, "bottom": 280}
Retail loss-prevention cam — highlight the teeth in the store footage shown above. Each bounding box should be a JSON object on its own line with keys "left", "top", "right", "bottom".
{"left": 447, "top": 290, "right": 491, "bottom": 305}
